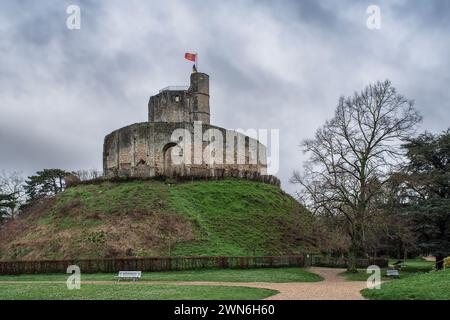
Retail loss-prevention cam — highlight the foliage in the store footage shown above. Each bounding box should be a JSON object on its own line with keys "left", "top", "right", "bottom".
{"left": 397, "top": 130, "right": 450, "bottom": 269}
{"left": 362, "top": 175, "right": 418, "bottom": 259}
{"left": 292, "top": 80, "right": 421, "bottom": 270}
{"left": 444, "top": 257, "right": 450, "bottom": 269}
{"left": 23, "top": 169, "right": 70, "bottom": 202}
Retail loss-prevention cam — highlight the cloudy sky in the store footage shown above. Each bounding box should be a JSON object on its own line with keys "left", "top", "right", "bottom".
{"left": 1, "top": 0, "right": 449, "bottom": 194}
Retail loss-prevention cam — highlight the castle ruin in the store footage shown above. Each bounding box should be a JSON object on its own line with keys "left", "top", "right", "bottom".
{"left": 103, "top": 70, "right": 279, "bottom": 186}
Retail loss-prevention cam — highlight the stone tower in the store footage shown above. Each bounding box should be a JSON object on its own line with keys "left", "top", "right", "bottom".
{"left": 188, "top": 72, "right": 210, "bottom": 124}
{"left": 148, "top": 71, "right": 210, "bottom": 124}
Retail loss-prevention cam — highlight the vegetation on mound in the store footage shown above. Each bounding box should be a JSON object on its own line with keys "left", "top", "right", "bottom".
{"left": 0, "top": 179, "right": 316, "bottom": 260}
{"left": 361, "top": 269, "right": 450, "bottom": 300}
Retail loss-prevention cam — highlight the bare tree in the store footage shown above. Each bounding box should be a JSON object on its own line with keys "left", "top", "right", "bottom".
{"left": 291, "top": 80, "right": 421, "bottom": 271}
{"left": 74, "top": 169, "right": 103, "bottom": 181}
{"left": 0, "top": 170, "right": 25, "bottom": 218}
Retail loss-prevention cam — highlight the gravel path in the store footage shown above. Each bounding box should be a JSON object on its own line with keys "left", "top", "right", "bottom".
{"left": 173, "top": 267, "right": 370, "bottom": 300}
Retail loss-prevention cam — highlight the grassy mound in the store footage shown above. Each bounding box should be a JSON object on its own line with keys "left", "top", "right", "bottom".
{"left": 0, "top": 179, "right": 316, "bottom": 260}
{"left": 362, "top": 269, "right": 450, "bottom": 300}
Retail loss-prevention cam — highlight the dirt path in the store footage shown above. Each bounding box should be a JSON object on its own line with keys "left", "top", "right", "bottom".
{"left": 0, "top": 267, "right": 372, "bottom": 300}
{"left": 173, "top": 267, "right": 370, "bottom": 300}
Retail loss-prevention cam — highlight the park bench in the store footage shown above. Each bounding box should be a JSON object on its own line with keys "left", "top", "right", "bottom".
{"left": 115, "top": 271, "right": 142, "bottom": 282}
{"left": 386, "top": 269, "right": 400, "bottom": 278}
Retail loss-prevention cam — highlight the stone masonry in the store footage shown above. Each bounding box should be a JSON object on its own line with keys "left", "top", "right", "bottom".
{"left": 103, "top": 70, "right": 279, "bottom": 186}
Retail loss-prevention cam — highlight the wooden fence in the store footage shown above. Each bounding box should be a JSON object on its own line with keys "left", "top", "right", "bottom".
{"left": 0, "top": 255, "right": 388, "bottom": 275}
{"left": 307, "top": 255, "right": 389, "bottom": 268}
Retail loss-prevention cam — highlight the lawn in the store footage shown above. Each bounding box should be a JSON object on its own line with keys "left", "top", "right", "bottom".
{"left": 388, "top": 258, "right": 434, "bottom": 273}
{"left": 0, "top": 267, "right": 322, "bottom": 283}
{"left": 340, "top": 269, "right": 423, "bottom": 281}
{"left": 361, "top": 269, "right": 450, "bottom": 300}
{"left": 0, "top": 267, "right": 320, "bottom": 300}
{"left": 339, "top": 258, "right": 434, "bottom": 281}
{"left": 0, "top": 283, "right": 277, "bottom": 300}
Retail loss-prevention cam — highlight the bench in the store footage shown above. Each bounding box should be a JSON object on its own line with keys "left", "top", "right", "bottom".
{"left": 386, "top": 269, "right": 400, "bottom": 278}
{"left": 115, "top": 271, "right": 142, "bottom": 282}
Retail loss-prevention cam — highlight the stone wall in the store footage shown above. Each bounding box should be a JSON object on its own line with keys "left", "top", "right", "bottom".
{"left": 148, "top": 90, "right": 189, "bottom": 123}
{"left": 103, "top": 122, "right": 271, "bottom": 181}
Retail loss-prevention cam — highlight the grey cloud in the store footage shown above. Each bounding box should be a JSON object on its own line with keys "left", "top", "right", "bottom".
{"left": 0, "top": 0, "right": 449, "bottom": 194}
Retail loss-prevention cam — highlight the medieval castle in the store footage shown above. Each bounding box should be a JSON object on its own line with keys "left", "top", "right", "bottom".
{"left": 103, "top": 70, "right": 279, "bottom": 186}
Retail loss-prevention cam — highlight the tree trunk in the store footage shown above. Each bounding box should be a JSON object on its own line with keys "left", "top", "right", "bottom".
{"left": 347, "top": 226, "right": 365, "bottom": 272}
{"left": 347, "top": 251, "right": 357, "bottom": 272}
{"left": 435, "top": 254, "right": 444, "bottom": 270}
{"left": 347, "top": 240, "right": 362, "bottom": 272}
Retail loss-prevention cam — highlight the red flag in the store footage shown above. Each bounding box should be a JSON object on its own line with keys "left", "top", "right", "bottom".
{"left": 184, "top": 52, "right": 197, "bottom": 62}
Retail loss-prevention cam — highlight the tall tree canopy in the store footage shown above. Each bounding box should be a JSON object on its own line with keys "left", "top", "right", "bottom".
{"left": 400, "top": 130, "right": 450, "bottom": 269}
{"left": 292, "top": 80, "right": 421, "bottom": 271}
{"left": 24, "top": 169, "right": 69, "bottom": 202}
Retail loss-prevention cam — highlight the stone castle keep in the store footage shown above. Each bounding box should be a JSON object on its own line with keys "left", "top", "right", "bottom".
{"left": 103, "top": 70, "right": 279, "bottom": 185}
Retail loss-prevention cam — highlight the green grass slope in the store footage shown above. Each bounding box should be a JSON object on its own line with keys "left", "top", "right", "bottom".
{"left": 0, "top": 179, "right": 316, "bottom": 260}
{"left": 362, "top": 269, "right": 450, "bottom": 300}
